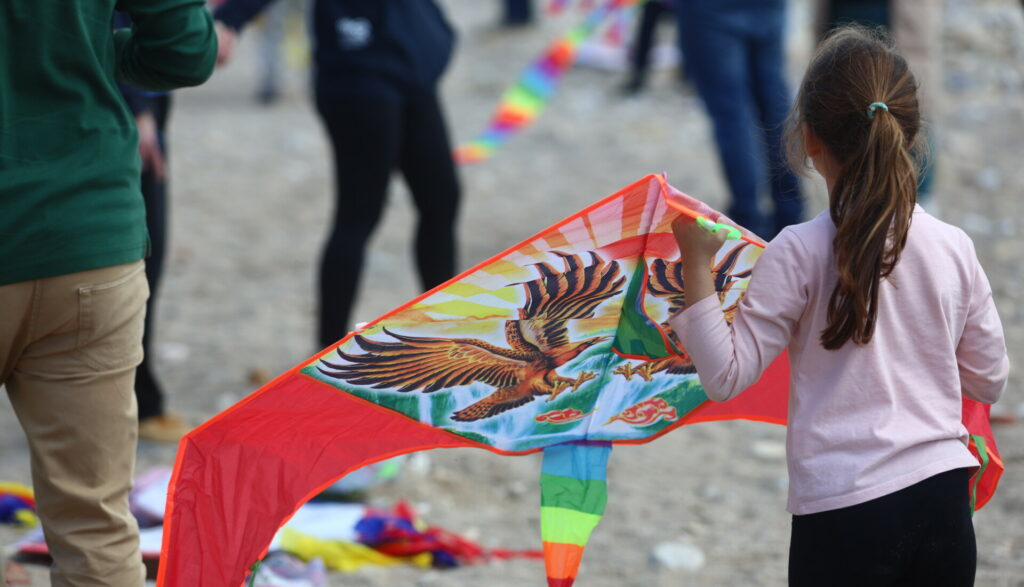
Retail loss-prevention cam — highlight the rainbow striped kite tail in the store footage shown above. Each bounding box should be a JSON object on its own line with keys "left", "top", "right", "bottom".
{"left": 540, "top": 440, "right": 612, "bottom": 587}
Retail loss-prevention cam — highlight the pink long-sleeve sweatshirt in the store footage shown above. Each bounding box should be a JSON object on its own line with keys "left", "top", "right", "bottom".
{"left": 669, "top": 205, "right": 1009, "bottom": 515}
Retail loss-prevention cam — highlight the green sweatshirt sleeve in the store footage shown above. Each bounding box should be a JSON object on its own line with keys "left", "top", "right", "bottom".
{"left": 114, "top": 0, "right": 218, "bottom": 91}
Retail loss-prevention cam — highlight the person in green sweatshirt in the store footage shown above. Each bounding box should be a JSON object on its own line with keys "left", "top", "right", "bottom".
{"left": 0, "top": 1, "right": 216, "bottom": 584}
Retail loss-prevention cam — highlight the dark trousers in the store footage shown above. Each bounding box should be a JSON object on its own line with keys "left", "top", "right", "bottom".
{"left": 821, "top": 0, "right": 936, "bottom": 198}
{"left": 789, "top": 468, "right": 976, "bottom": 587}
{"left": 824, "top": 0, "right": 890, "bottom": 31}
{"left": 675, "top": 0, "right": 802, "bottom": 239}
{"left": 627, "top": 1, "right": 674, "bottom": 90}
{"left": 314, "top": 89, "right": 460, "bottom": 347}
{"left": 503, "top": 0, "right": 533, "bottom": 24}
{"left": 137, "top": 93, "right": 171, "bottom": 420}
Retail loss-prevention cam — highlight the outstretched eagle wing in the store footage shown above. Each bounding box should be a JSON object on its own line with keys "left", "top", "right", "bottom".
{"left": 451, "top": 386, "right": 538, "bottom": 422}
{"left": 713, "top": 242, "right": 753, "bottom": 293}
{"left": 647, "top": 258, "right": 687, "bottom": 315}
{"left": 649, "top": 243, "right": 754, "bottom": 317}
{"left": 318, "top": 328, "right": 530, "bottom": 393}
{"left": 514, "top": 251, "right": 624, "bottom": 350}
{"left": 713, "top": 242, "right": 753, "bottom": 323}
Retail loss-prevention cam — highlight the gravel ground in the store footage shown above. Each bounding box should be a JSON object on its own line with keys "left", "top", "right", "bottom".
{"left": 2, "top": 1, "right": 1022, "bottom": 585}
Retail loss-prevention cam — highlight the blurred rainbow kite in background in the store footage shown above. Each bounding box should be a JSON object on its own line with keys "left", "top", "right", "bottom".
{"left": 454, "top": 0, "right": 642, "bottom": 165}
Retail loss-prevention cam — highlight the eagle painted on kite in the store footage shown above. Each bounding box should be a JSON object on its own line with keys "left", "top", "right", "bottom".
{"left": 317, "top": 251, "right": 625, "bottom": 421}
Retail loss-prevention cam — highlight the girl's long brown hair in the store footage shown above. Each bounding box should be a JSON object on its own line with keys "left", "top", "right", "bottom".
{"left": 788, "top": 26, "right": 923, "bottom": 350}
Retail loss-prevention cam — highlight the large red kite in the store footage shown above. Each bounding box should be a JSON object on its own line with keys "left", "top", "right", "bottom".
{"left": 157, "top": 175, "right": 1001, "bottom": 586}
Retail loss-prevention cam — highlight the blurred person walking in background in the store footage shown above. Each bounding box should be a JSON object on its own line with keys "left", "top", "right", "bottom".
{"left": 623, "top": 0, "right": 678, "bottom": 95}
{"left": 0, "top": 0, "right": 216, "bottom": 583}
{"left": 251, "top": 0, "right": 308, "bottom": 104}
{"left": 254, "top": 0, "right": 290, "bottom": 104}
{"left": 673, "top": 0, "right": 803, "bottom": 239}
{"left": 816, "top": 0, "right": 941, "bottom": 203}
{"left": 502, "top": 0, "right": 535, "bottom": 27}
{"left": 214, "top": 0, "right": 462, "bottom": 348}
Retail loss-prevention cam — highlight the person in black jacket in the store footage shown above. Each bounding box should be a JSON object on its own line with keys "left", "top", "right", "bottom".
{"left": 215, "top": 0, "right": 462, "bottom": 348}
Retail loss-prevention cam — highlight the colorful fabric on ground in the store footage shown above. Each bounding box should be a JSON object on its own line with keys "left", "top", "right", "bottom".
{"left": 0, "top": 482, "right": 36, "bottom": 527}
{"left": 356, "top": 500, "right": 542, "bottom": 568}
{"left": 157, "top": 175, "right": 1002, "bottom": 586}
{"left": 278, "top": 528, "right": 432, "bottom": 572}
{"left": 454, "top": 0, "right": 640, "bottom": 165}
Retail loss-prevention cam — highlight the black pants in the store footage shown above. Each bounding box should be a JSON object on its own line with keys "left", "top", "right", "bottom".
{"left": 789, "top": 468, "right": 976, "bottom": 587}
{"left": 503, "top": 0, "right": 533, "bottom": 24}
{"left": 314, "top": 89, "right": 460, "bottom": 347}
{"left": 627, "top": 1, "right": 673, "bottom": 90}
{"left": 137, "top": 93, "right": 171, "bottom": 420}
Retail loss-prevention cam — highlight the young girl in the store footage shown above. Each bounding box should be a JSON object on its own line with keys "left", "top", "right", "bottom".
{"left": 669, "top": 27, "right": 1008, "bottom": 586}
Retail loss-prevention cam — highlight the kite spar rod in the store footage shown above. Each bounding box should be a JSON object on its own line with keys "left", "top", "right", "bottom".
{"left": 659, "top": 176, "right": 746, "bottom": 242}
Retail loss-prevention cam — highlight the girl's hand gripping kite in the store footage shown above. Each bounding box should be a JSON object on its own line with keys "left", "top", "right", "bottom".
{"left": 695, "top": 216, "right": 742, "bottom": 240}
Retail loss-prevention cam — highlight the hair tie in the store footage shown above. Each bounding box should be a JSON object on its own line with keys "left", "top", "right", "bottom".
{"left": 867, "top": 102, "right": 889, "bottom": 119}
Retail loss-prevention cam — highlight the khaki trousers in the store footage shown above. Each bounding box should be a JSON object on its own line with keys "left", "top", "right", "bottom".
{"left": 0, "top": 261, "right": 148, "bottom": 587}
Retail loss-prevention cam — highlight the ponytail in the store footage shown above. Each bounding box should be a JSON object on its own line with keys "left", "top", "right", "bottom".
{"left": 787, "top": 26, "right": 922, "bottom": 350}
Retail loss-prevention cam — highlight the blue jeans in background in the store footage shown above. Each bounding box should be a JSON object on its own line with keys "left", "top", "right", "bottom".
{"left": 675, "top": 0, "right": 803, "bottom": 239}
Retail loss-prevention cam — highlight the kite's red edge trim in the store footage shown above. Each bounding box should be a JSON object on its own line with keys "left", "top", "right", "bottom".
{"left": 158, "top": 438, "right": 188, "bottom": 585}
{"left": 973, "top": 450, "right": 1003, "bottom": 510}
